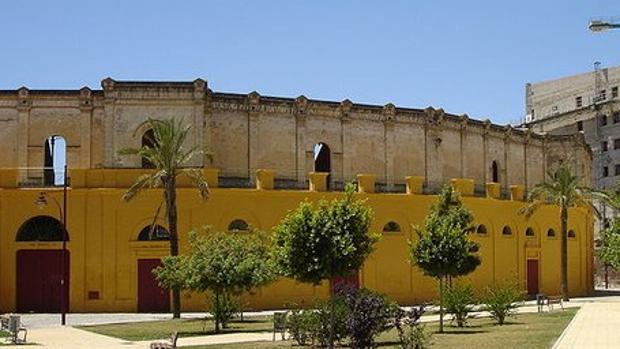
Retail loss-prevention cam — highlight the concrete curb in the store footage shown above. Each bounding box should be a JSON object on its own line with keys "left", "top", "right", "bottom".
{"left": 551, "top": 305, "right": 582, "bottom": 349}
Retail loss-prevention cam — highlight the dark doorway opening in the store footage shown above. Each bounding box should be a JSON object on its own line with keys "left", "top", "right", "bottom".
{"left": 313, "top": 142, "right": 331, "bottom": 189}
{"left": 491, "top": 161, "right": 499, "bottom": 183}
{"left": 17, "top": 249, "right": 70, "bottom": 313}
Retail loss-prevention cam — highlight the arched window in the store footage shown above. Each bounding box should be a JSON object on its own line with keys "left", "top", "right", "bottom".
{"left": 547, "top": 228, "right": 556, "bottom": 238}
{"left": 138, "top": 225, "right": 170, "bottom": 241}
{"left": 491, "top": 161, "right": 499, "bottom": 183}
{"left": 476, "top": 225, "right": 488, "bottom": 235}
{"left": 568, "top": 230, "right": 576, "bottom": 239}
{"left": 141, "top": 129, "right": 156, "bottom": 169}
{"left": 228, "top": 219, "right": 249, "bottom": 232}
{"left": 43, "top": 135, "right": 67, "bottom": 186}
{"left": 383, "top": 221, "right": 401, "bottom": 233}
{"left": 313, "top": 142, "right": 331, "bottom": 189}
{"left": 16, "top": 216, "right": 66, "bottom": 241}
{"left": 502, "top": 226, "right": 512, "bottom": 236}
{"left": 525, "top": 227, "right": 535, "bottom": 237}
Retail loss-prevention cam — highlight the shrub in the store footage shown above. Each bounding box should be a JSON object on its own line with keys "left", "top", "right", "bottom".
{"left": 444, "top": 283, "right": 475, "bottom": 327}
{"left": 482, "top": 280, "right": 522, "bottom": 325}
{"left": 342, "top": 289, "right": 396, "bottom": 349}
{"left": 287, "top": 308, "right": 316, "bottom": 346}
{"left": 209, "top": 292, "right": 239, "bottom": 329}
{"left": 394, "top": 306, "right": 431, "bottom": 349}
{"left": 311, "top": 298, "right": 349, "bottom": 347}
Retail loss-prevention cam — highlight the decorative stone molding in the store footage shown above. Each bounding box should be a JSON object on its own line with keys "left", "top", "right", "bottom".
{"left": 101, "top": 77, "right": 115, "bottom": 91}
{"left": 459, "top": 114, "right": 469, "bottom": 130}
{"left": 256, "top": 169, "right": 275, "bottom": 190}
{"left": 383, "top": 103, "right": 396, "bottom": 124}
{"left": 405, "top": 176, "right": 424, "bottom": 194}
{"left": 247, "top": 91, "right": 261, "bottom": 115}
{"left": 79, "top": 87, "right": 94, "bottom": 111}
{"left": 486, "top": 182, "right": 501, "bottom": 199}
{"left": 295, "top": 95, "right": 309, "bottom": 117}
{"left": 193, "top": 78, "right": 207, "bottom": 99}
{"left": 450, "top": 178, "right": 474, "bottom": 196}
{"left": 357, "top": 174, "right": 377, "bottom": 193}
{"left": 16, "top": 87, "right": 31, "bottom": 111}
{"left": 509, "top": 185, "right": 525, "bottom": 201}
{"left": 503, "top": 125, "right": 513, "bottom": 141}
{"left": 424, "top": 107, "right": 444, "bottom": 126}
{"left": 309, "top": 172, "right": 329, "bottom": 192}
{"left": 482, "top": 119, "right": 492, "bottom": 135}
{"left": 339, "top": 99, "right": 352, "bottom": 121}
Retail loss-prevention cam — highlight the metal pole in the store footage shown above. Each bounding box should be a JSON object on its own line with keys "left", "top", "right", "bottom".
{"left": 61, "top": 164, "right": 68, "bottom": 325}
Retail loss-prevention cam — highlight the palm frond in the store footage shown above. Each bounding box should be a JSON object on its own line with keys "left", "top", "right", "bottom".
{"left": 181, "top": 169, "right": 210, "bottom": 200}
{"left": 122, "top": 172, "right": 164, "bottom": 202}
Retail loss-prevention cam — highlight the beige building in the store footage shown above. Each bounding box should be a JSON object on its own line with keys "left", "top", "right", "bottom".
{"left": 0, "top": 78, "right": 591, "bottom": 193}
{"left": 525, "top": 64, "right": 620, "bottom": 123}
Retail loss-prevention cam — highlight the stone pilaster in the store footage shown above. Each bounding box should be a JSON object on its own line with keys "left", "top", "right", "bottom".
{"left": 193, "top": 78, "right": 207, "bottom": 167}
{"left": 79, "top": 87, "right": 94, "bottom": 169}
{"left": 102, "top": 78, "right": 117, "bottom": 167}
{"left": 295, "top": 95, "right": 308, "bottom": 183}
{"left": 16, "top": 87, "right": 31, "bottom": 174}
{"left": 247, "top": 91, "right": 260, "bottom": 183}
{"left": 383, "top": 103, "right": 396, "bottom": 188}
{"left": 339, "top": 99, "right": 352, "bottom": 184}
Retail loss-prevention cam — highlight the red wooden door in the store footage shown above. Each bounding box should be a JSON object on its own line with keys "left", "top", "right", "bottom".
{"left": 17, "top": 249, "right": 70, "bottom": 313}
{"left": 527, "top": 259, "right": 539, "bottom": 295}
{"left": 137, "top": 259, "right": 170, "bottom": 313}
{"left": 331, "top": 270, "right": 360, "bottom": 295}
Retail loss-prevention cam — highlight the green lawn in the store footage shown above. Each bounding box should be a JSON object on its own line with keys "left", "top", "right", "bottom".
{"left": 78, "top": 316, "right": 273, "bottom": 341}
{"left": 184, "top": 309, "right": 576, "bottom": 349}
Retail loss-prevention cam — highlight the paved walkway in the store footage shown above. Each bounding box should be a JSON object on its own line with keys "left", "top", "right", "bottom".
{"left": 2, "top": 295, "right": 616, "bottom": 348}
{"left": 553, "top": 298, "right": 620, "bottom": 349}
{"left": 1, "top": 326, "right": 279, "bottom": 349}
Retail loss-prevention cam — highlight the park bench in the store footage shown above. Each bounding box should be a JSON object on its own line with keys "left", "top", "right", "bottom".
{"left": 273, "top": 311, "right": 287, "bottom": 341}
{"left": 546, "top": 295, "right": 564, "bottom": 311}
{"left": 0, "top": 314, "right": 27, "bottom": 344}
{"left": 149, "top": 331, "right": 178, "bottom": 349}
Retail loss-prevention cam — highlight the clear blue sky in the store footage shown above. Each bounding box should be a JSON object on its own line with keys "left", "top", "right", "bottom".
{"left": 2, "top": 1, "right": 620, "bottom": 124}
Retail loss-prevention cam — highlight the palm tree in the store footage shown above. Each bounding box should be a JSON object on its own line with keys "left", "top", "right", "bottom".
{"left": 119, "top": 118, "right": 210, "bottom": 318}
{"left": 520, "top": 164, "right": 609, "bottom": 301}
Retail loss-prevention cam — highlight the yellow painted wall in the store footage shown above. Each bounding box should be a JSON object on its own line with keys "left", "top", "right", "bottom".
{"left": 0, "top": 170, "right": 593, "bottom": 312}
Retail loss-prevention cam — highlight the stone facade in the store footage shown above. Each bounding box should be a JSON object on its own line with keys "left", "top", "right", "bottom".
{"left": 0, "top": 78, "right": 592, "bottom": 192}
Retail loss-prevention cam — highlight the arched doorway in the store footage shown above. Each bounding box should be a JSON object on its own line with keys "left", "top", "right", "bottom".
{"left": 136, "top": 224, "right": 170, "bottom": 313}
{"left": 491, "top": 161, "right": 499, "bottom": 183}
{"left": 313, "top": 142, "right": 331, "bottom": 189}
{"left": 16, "top": 216, "right": 70, "bottom": 313}
{"left": 141, "top": 129, "right": 156, "bottom": 169}
{"left": 43, "top": 135, "right": 67, "bottom": 186}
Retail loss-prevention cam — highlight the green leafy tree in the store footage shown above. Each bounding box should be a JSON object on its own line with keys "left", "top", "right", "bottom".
{"left": 119, "top": 118, "right": 211, "bottom": 318}
{"left": 599, "top": 218, "right": 620, "bottom": 270}
{"left": 520, "top": 164, "right": 610, "bottom": 301}
{"left": 184, "top": 228, "right": 274, "bottom": 333}
{"left": 410, "top": 185, "right": 480, "bottom": 333}
{"left": 272, "top": 183, "right": 378, "bottom": 349}
{"left": 154, "top": 255, "right": 189, "bottom": 297}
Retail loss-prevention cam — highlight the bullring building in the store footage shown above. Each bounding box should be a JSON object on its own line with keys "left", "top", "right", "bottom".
{"left": 0, "top": 78, "right": 594, "bottom": 313}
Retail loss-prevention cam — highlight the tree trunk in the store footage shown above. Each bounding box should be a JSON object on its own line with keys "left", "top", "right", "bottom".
{"left": 439, "top": 276, "right": 444, "bottom": 333}
{"left": 328, "top": 295, "right": 336, "bottom": 349}
{"left": 560, "top": 206, "right": 569, "bottom": 301}
{"left": 165, "top": 176, "right": 181, "bottom": 318}
{"left": 214, "top": 292, "right": 221, "bottom": 334}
